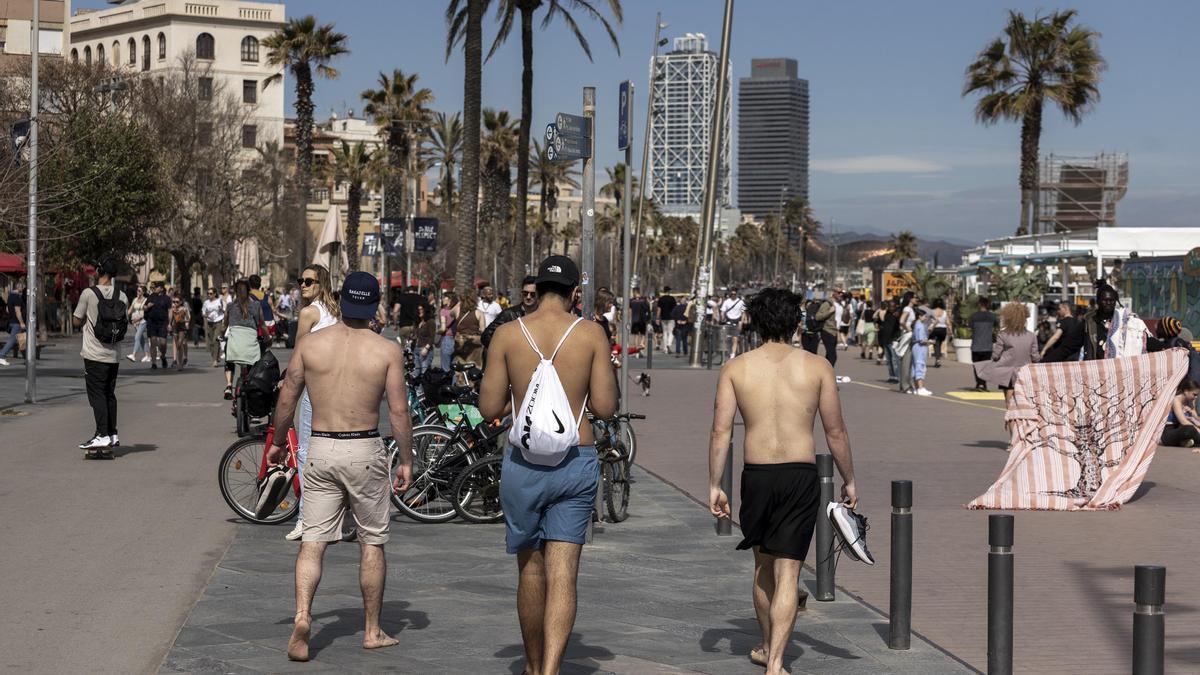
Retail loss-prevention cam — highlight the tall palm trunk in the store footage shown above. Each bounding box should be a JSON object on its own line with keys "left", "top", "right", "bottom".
{"left": 386, "top": 130, "right": 405, "bottom": 225}
{"left": 294, "top": 64, "right": 315, "bottom": 272}
{"left": 1018, "top": 102, "right": 1042, "bottom": 236}
{"left": 799, "top": 234, "right": 808, "bottom": 288}
{"left": 346, "top": 182, "right": 362, "bottom": 271}
{"left": 512, "top": 7, "right": 534, "bottom": 289}
{"left": 455, "top": 0, "right": 484, "bottom": 291}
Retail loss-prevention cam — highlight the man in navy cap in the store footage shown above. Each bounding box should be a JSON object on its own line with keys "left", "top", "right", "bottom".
{"left": 479, "top": 255, "right": 618, "bottom": 675}
{"left": 267, "top": 271, "right": 413, "bottom": 662}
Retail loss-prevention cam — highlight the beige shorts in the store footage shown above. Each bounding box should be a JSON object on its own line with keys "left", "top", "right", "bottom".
{"left": 302, "top": 434, "right": 391, "bottom": 545}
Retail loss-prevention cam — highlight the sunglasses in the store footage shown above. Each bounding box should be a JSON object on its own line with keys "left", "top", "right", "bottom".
{"left": 521, "top": 291, "right": 537, "bottom": 298}
{"left": 300, "top": 278, "right": 318, "bottom": 287}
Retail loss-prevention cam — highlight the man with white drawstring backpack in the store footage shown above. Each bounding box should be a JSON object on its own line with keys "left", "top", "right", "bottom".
{"left": 480, "top": 255, "right": 618, "bottom": 675}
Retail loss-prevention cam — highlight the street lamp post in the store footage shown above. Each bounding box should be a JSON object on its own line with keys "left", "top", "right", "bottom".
{"left": 25, "top": 0, "right": 40, "bottom": 403}
{"left": 631, "top": 13, "right": 667, "bottom": 289}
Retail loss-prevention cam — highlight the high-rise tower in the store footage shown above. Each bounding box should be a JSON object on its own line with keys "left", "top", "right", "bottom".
{"left": 737, "top": 58, "right": 809, "bottom": 222}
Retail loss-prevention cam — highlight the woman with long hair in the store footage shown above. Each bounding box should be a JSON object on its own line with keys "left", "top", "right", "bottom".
{"left": 169, "top": 291, "right": 191, "bottom": 369}
{"left": 413, "top": 302, "right": 437, "bottom": 377}
{"left": 222, "top": 279, "right": 263, "bottom": 399}
{"left": 980, "top": 302, "right": 1040, "bottom": 413}
{"left": 286, "top": 264, "right": 343, "bottom": 542}
{"left": 126, "top": 285, "right": 150, "bottom": 363}
{"left": 1161, "top": 379, "right": 1200, "bottom": 450}
{"left": 438, "top": 291, "right": 457, "bottom": 371}
{"left": 452, "top": 287, "right": 486, "bottom": 368}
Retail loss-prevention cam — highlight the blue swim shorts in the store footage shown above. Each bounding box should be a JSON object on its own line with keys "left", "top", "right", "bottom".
{"left": 500, "top": 444, "right": 598, "bottom": 554}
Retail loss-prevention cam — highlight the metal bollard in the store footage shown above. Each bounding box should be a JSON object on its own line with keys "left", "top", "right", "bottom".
{"left": 889, "top": 480, "right": 913, "bottom": 650}
{"left": 815, "top": 454, "right": 835, "bottom": 601}
{"left": 646, "top": 330, "right": 653, "bottom": 369}
{"left": 1132, "top": 565, "right": 1165, "bottom": 675}
{"left": 716, "top": 435, "right": 733, "bottom": 536}
{"left": 988, "top": 514, "right": 1014, "bottom": 675}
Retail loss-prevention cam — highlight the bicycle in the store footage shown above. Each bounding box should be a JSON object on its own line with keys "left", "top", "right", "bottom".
{"left": 218, "top": 424, "right": 300, "bottom": 524}
{"left": 589, "top": 411, "right": 646, "bottom": 523}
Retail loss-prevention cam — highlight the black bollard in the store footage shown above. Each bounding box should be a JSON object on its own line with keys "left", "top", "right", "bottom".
{"left": 889, "top": 480, "right": 913, "bottom": 650}
{"left": 1132, "top": 565, "right": 1165, "bottom": 675}
{"left": 815, "top": 454, "right": 835, "bottom": 601}
{"left": 988, "top": 514, "right": 1014, "bottom": 675}
{"left": 646, "top": 330, "right": 653, "bottom": 369}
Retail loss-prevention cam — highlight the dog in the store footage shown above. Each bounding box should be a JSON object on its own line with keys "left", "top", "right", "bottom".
{"left": 632, "top": 372, "right": 651, "bottom": 397}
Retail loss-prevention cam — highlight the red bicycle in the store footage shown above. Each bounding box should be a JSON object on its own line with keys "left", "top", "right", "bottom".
{"left": 218, "top": 425, "right": 300, "bottom": 524}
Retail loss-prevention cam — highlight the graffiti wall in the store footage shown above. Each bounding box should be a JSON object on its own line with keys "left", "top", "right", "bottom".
{"left": 1123, "top": 258, "right": 1200, "bottom": 336}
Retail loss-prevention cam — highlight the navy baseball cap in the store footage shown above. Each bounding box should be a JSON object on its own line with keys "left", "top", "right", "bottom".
{"left": 339, "top": 271, "right": 380, "bottom": 320}
{"left": 536, "top": 255, "right": 580, "bottom": 287}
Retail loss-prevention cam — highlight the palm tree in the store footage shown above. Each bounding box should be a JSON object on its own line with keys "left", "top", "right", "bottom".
{"left": 428, "top": 111, "right": 464, "bottom": 218}
{"left": 600, "top": 162, "right": 638, "bottom": 212}
{"left": 480, "top": 108, "right": 520, "bottom": 277}
{"left": 330, "top": 141, "right": 377, "bottom": 272}
{"left": 889, "top": 230, "right": 919, "bottom": 267}
{"left": 263, "top": 16, "right": 349, "bottom": 268}
{"left": 361, "top": 69, "right": 435, "bottom": 223}
{"left": 488, "top": 0, "right": 623, "bottom": 288}
{"left": 446, "top": 0, "right": 486, "bottom": 290}
{"left": 783, "top": 197, "right": 819, "bottom": 286}
{"left": 529, "top": 138, "right": 579, "bottom": 258}
{"left": 963, "top": 10, "right": 1105, "bottom": 236}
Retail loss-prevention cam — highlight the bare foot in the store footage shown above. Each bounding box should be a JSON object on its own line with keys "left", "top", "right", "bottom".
{"left": 287, "top": 613, "right": 311, "bottom": 662}
{"left": 749, "top": 645, "right": 767, "bottom": 667}
{"left": 363, "top": 629, "right": 399, "bottom": 650}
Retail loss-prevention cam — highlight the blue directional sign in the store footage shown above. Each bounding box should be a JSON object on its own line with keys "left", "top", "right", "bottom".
{"left": 555, "top": 112, "right": 591, "bottom": 138}
{"left": 552, "top": 132, "right": 590, "bottom": 161}
{"left": 618, "top": 81, "right": 631, "bottom": 150}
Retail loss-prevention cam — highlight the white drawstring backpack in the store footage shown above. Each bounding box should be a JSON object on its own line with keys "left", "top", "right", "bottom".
{"left": 508, "top": 317, "right": 588, "bottom": 466}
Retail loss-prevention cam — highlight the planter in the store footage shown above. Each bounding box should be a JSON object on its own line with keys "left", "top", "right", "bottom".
{"left": 953, "top": 338, "right": 974, "bottom": 364}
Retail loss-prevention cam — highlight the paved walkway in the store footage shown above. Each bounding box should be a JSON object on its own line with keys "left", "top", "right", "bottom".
{"left": 631, "top": 345, "right": 1200, "bottom": 674}
{"left": 162, "top": 468, "right": 968, "bottom": 674}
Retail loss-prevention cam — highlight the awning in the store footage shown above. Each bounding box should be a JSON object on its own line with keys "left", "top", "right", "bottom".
{"left": 234, "top": 238, "right": 260, "bottom": 278}
{"left": 0, "top": 252, "right": 26, "bottom": 274}
{"left": 312, "top": 205, "right": 348, "bottom": 282}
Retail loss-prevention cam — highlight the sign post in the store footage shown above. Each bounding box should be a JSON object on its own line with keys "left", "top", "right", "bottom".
{"left": 619, "top": 81, "right": 633, "bottom": 413}
{"left": 580, "top": 88, "right": 596, "bottom": 325}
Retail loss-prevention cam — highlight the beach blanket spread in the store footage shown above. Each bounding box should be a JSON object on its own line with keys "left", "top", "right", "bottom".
{"left": 967, "top": 349, "right": 1188, "bottom": 511}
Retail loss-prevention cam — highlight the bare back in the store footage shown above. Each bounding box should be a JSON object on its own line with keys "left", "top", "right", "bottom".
{"left": 479, "top": 304, "right": 618, "bottom": 446}
{"left": 725, "top": 344, "right": 836, "bottom": 464}
{"left": 292, "top": 323, "right": 403, "bottom": 432}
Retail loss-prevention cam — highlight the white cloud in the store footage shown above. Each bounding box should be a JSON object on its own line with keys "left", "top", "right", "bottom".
{"left": 811, "top": 155, "right": 949, "bottom": 174}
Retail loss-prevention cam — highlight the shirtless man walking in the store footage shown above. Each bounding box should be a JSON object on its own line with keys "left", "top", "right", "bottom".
{"left": 266, "top": 271, "right": 413, "bottom": 662}
{"left": 479, "top": 255, "right": 617, "bottom": 675}
{"left": 708, "top": 287, "right": 858, "bottom": 675}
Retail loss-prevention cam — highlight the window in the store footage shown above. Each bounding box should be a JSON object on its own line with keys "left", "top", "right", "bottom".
{"left": 128, "top": 38, "right": 136, "bottom": 65}
{"left": 70, "top": 48, "right": 78, "bottom": 63}
{"left": 242, "top": 80, "right": 258, "bottom": 104}
{"left": 142, "top": 36, "right": 150, "bottom": 71}
{"left": 196, "top": 33, "right": 214, "bottom": 60}
{"left": 197, "top": 123, "right": 212, "bottom": 147}
{"left": 312, "top": 187, "right": 330, "bottom": 202}
{"left": 198, "top": 77, "right": 213, "bottom": 101}
{"left": 158, "top": 33, "right": 166, "bottom": 59}
{"left": 84, "top": 46, "right": 92, "bottom": 65}
{"left": 112, "top": 41, "right": 120, "bottom": 66}
{"left": 97, "top": 44, "right": 105, "bottom": 64}
{"left": 241, "top": 125, "right": 258, "bottom": 149}
{"left": 240, "top": 36, "right": 259, "bottom": 62}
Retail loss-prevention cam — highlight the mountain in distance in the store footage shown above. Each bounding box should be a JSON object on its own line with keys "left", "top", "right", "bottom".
{"left": 807, "top": 228, "right": 969, "bottom": 269}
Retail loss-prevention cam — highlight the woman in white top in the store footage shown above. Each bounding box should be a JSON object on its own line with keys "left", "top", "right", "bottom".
{"left": 930, "top": 298, "right": 950, "bottom": 368}
{"left": 286, "top": 264, "right": 341, "bottom": 541}
{"left": 126, "top": 285, "right": 150, "bottom": 363}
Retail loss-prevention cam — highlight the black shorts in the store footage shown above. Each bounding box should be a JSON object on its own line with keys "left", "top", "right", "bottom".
{"left": 631, "top": 321, "right": 647, "bottom": 335}
{"left": 146, "top": 322, "right": 168, "bottom": 339}
{"left": 737, "top": 462, "right": 819, "bottom": 561}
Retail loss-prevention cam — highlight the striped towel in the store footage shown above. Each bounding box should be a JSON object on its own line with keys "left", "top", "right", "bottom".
{"left": 967, "top": 350, "right": 1188, "bottom": 511}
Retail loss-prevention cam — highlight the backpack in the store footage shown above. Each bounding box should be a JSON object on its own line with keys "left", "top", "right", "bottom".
{"left": 419, "top": 368, "right": 456, "bottom": 406}
{"left": 507, "top": 317, "right": 587, "bottom": 467}
{"left": 242, "top": 351, "right": 280, "bottom": 417}
{"left": 803, "top": 300, "right": 824, "bottom": 334}
{"left": 91, "top": 286, "right": 128, "bottom": 344}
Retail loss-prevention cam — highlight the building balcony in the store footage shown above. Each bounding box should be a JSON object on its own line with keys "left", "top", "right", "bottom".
{"left": 70, "top": 0, "right": 281, "bottom": 34}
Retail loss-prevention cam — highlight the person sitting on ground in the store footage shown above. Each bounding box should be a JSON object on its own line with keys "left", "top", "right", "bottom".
{"left": 708, "top": 287, "right": 857, "bottom": 675}
{"left": 1161, "top": 379, "right": 1200, "bottom": 450}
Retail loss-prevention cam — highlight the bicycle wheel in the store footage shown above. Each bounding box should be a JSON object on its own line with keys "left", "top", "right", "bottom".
{"left": 602, "top": 459, "right": 629, "bottom": 523}
{"left": 451, "top": 455, "right": 504, "bottom": 523}
{"left": 218, "top": 436, "right": 298, "bottom": 524}
{"left": 620, "top": 420, "right": 637, "bottom": 470}
{"left": 391, "top": 426, "right": 475, "bottom": 523}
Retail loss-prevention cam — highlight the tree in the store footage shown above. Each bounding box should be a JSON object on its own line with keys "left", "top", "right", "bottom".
{"left": 488, "top": 0, "right": 623, "bottom": 289}
{"left": 330, "top": 141, "right": 378, "bottom": 272}
{"left": 600, "top": 162, "right": 637, "bottom": 212}
{"left": 990, "top": 268, "right": 1049, "bottom": 302}
{"left": 361, "top": 69, "right": 434, "bottom": 224}
{"left": 963, "top": 10, "right": 1105, "bottom": 236}
{"left": 428, "top": 111, "right": 464, "bottom": 218}
{"left": 264, "top": 15, "right": 349, "bottom": 270}
{"left": 907, "top": 263, "right": 951, "bottom": 302}
{"left": 446, "top": 0, "right": 486, "bottom": 290}
{"left": 888, "top": 230, "right": 919, "bottom": 268}
{"left": 783, "top": 197, "right": 819, "bottom": 286}
{"left": 528, "top": 138, "right": 579, "bottom": 257}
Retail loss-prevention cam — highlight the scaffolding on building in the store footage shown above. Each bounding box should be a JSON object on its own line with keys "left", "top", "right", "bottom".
{"left": 1036, "top": 152, "right": 1129, "bottom": 233}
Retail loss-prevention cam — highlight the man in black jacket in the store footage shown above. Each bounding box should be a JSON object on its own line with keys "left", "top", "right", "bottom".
{"left": 481, "top": 276, "right": 538, "bottom": 365}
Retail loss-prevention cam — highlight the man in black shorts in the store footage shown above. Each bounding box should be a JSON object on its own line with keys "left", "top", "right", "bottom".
{"left": 628, "top": 288, "right": 650, "bottom": 356}
{"left": 144, "top": 282, "right": 172, "bottom": 369}
{"left": 708, "top": 287, "right": 858, "bottom": 675}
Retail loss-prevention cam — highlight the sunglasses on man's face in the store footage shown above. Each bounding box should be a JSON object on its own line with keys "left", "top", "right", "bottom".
{"left": 521, "top": 291, "right": 537, "bottom": 298}
{"left": 300, "top": 278, "right": 318, "bottom": 287}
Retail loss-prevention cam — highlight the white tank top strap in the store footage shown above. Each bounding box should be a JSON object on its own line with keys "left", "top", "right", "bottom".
{"left": 312, "top": 301, "right": 337, "bottom": 333}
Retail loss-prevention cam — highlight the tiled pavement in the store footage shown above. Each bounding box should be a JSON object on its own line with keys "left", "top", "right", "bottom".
{"left": 161, "top": 468, "right": 971, "bottom": 674}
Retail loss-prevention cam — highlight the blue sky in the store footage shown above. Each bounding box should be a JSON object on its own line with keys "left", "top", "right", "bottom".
{"left": 79, "top": 1, "right": 1200, "bottom": 243}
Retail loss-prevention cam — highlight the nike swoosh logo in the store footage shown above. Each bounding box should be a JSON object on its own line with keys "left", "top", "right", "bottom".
{"left": 552, "top": 411, "right": 566, "bottom": 434}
